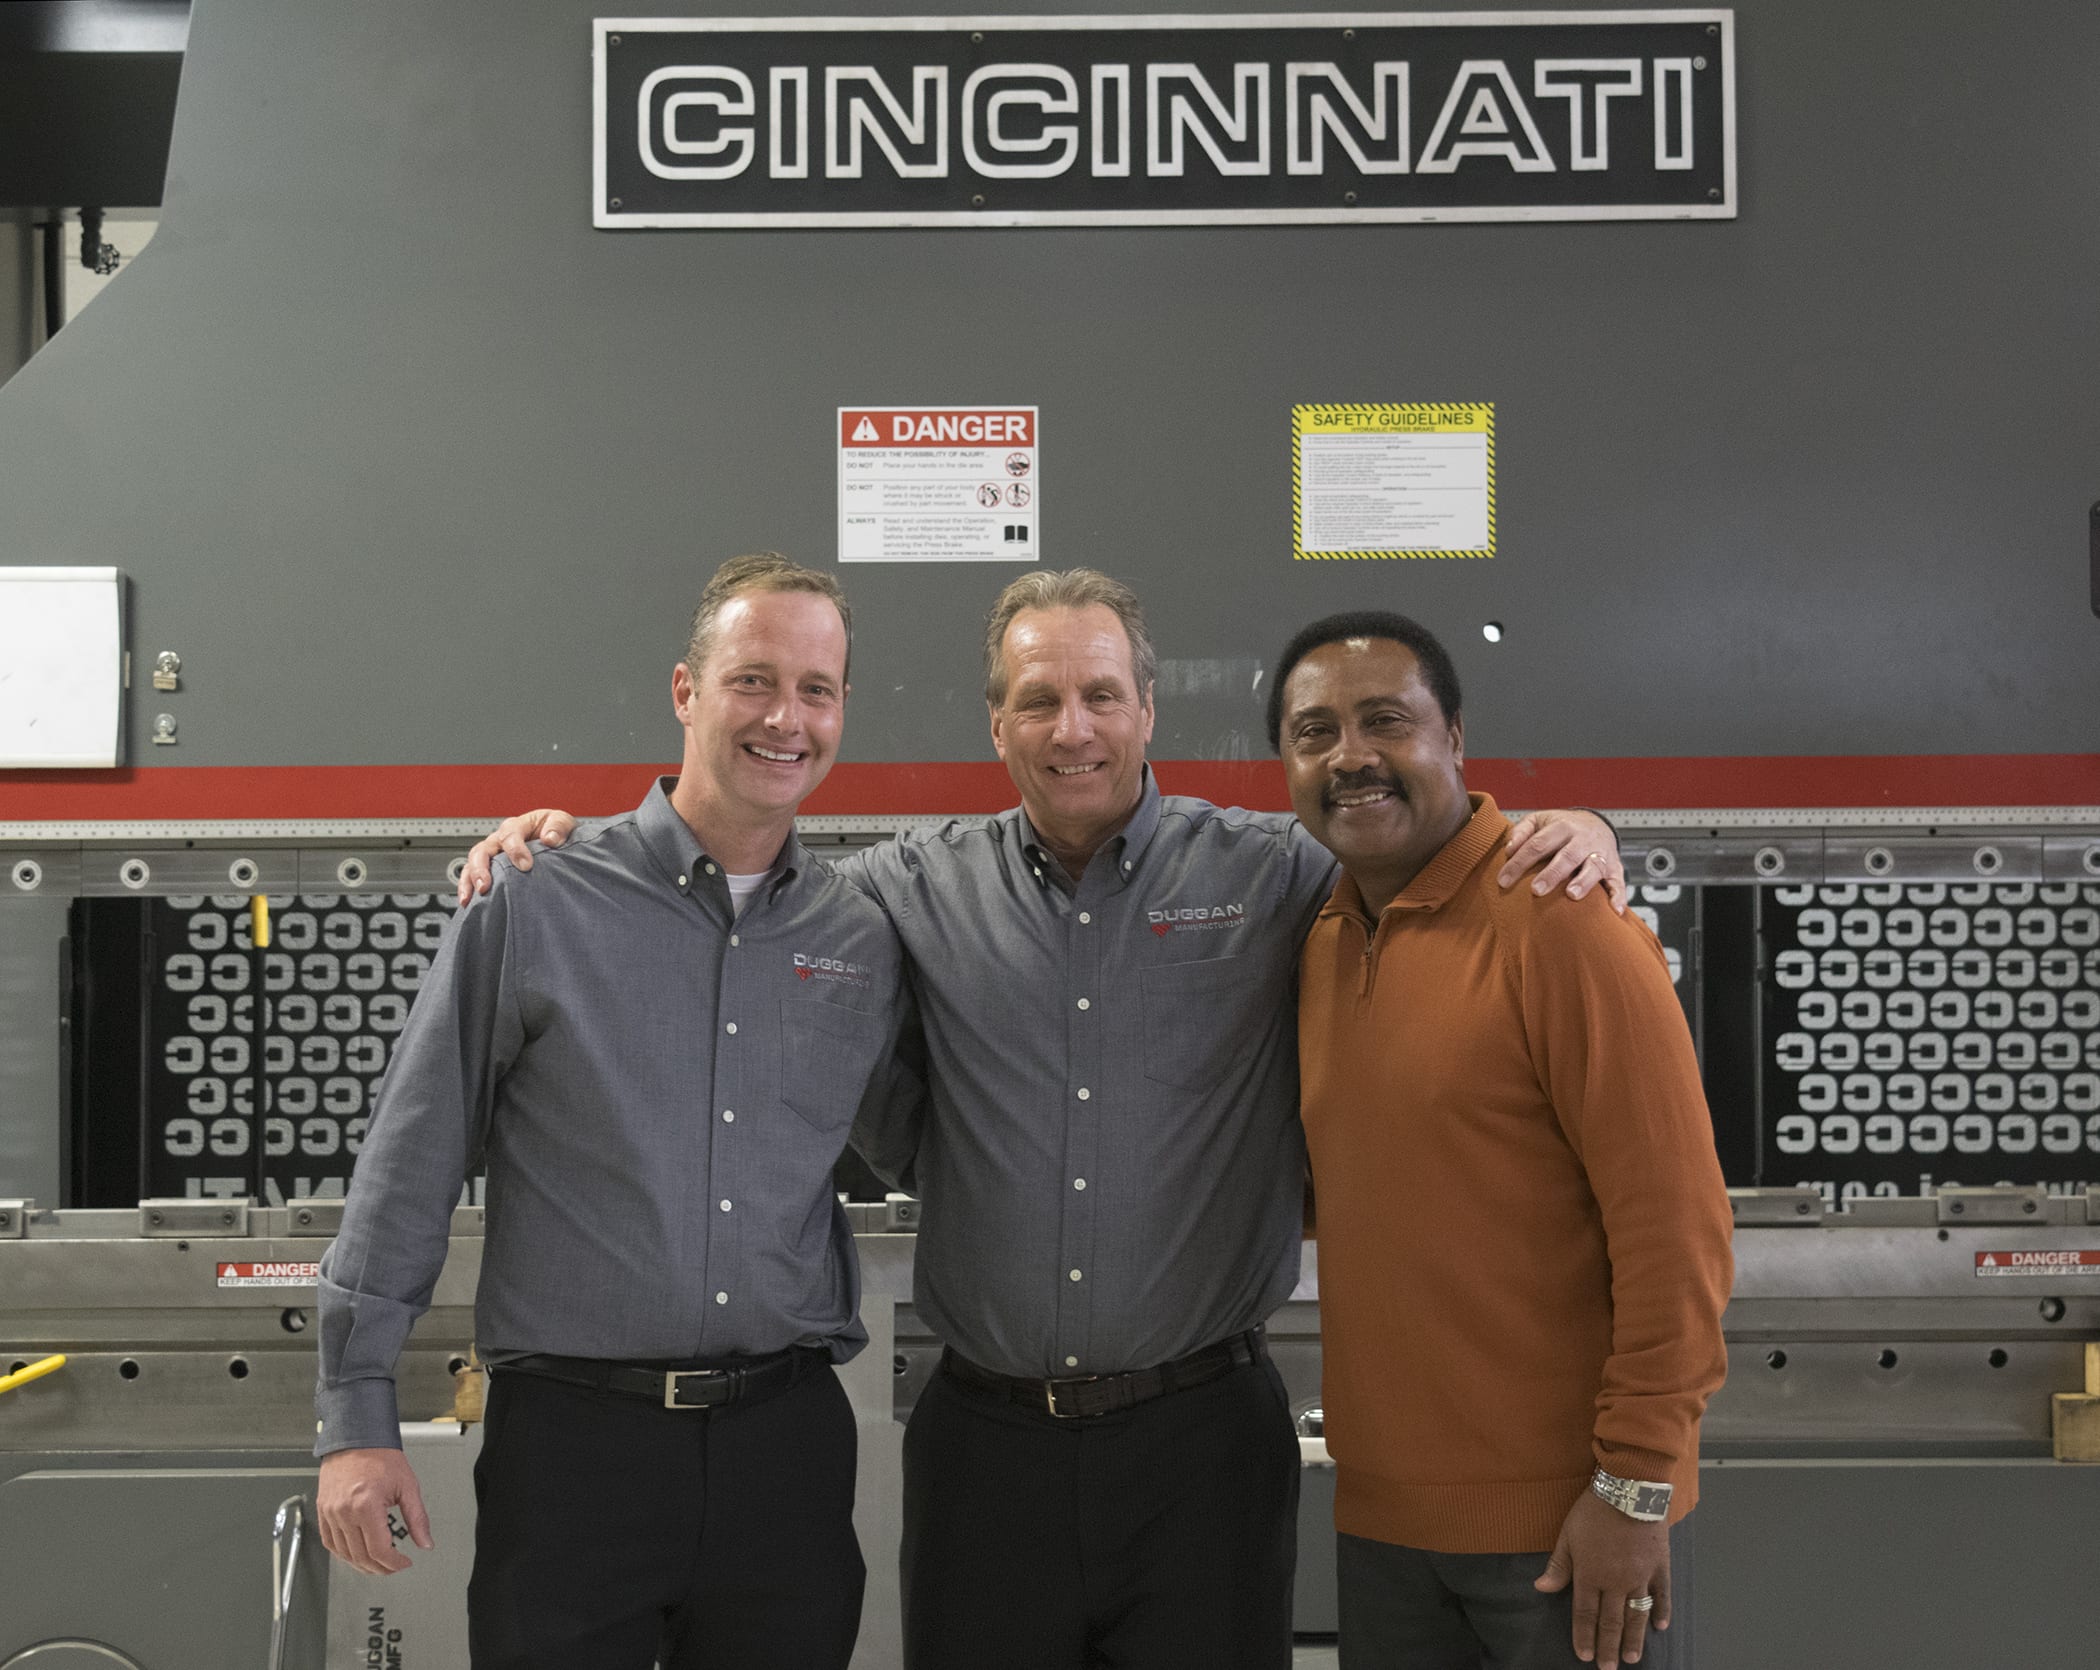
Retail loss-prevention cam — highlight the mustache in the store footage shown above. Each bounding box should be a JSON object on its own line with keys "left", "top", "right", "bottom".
{"left": 1322, "top": 770, "right": 1404, "bottom": 808}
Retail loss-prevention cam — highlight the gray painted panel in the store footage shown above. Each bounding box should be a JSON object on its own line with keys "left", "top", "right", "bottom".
{"left": 0, "top": 0, "right": 2092, "bottom": 770}
{"left": 0, "top": 895, "right": 67, "bottom": 1201}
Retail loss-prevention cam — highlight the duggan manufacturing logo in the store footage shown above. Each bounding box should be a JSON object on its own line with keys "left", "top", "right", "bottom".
{"left": 1148, "top": 903, "right": 1247, "bottom": 937}
{"left": 794, "top": 952, "right": 873, "bottom": 986}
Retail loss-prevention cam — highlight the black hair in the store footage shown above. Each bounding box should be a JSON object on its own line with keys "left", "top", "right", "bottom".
{"left": 1265, "top": 610, "right": 1463, "bottom": 750}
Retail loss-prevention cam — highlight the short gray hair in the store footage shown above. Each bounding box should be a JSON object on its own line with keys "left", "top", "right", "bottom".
{"left": 686, "top": 552, "right": 852, "bottom": 681}
{"left": 982, "top": 568, "right": 1157, "bottom": 706}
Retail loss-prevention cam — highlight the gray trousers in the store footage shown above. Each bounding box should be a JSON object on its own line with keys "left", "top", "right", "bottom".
{"left": 1336, "top": 1515, "right": 1695, "bottom": 1670}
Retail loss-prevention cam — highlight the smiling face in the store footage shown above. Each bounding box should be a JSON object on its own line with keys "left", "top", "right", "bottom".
{"left": 673, "top": 587, "right": 848, "bottom": 835}
{"left": 988, "top": 603, "right": 1155, "bottom": 863}
{"left": 1279, "top": 636, "right": 1470, "bottom": 907}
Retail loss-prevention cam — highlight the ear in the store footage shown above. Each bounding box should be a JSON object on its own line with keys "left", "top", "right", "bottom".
{"left": 987, "top": 699, "right": 1009, "bottom": 763}
{"left": 672, "top": 661, "right": 695, "bottom": 729}
{"left": 1448, "top": 711, "right": 1465, "bottom": 771}
{"left": 1138, "top": 682, "right": 1156, "bottom": 749}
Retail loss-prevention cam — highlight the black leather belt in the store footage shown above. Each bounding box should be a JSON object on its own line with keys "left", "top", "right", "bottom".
{"left": 943, "top": 1330, "right": 1265, "bottom": 1420}
{"left": 495, "top": 1346, "right": 822, "bottom": 1410}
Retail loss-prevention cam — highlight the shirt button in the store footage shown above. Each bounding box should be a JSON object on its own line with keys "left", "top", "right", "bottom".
{"left": 1076, "top": 1088, "right": 1090, "bottom": 1101}
{"left": 715, "top": 1291, "right": 728, "bottom": 1305}
{"left": 705, "top": 863, "right": 717, "bottom": 876}
{"left": 719, "top": 1199, "right": 732, "bottom": 1212}
{"left": 1068, "top": 1268, "right": 1083, "bottom": 1282}
{"left": 1122, "top": 861, "right": 1132, "bottom": 871}
{"left": 725, "top": 1022, "right": 738, "bottom": 1035}
{"left": 677, "top": 875, "right": 688, "bottom": 888}
{"left": 730, "top": 934, "right": 740, "bottom": 947}
{"left": 1078, "top": 912, "right": 1091, "bottom": 924}
{"left": 1065, "top": 1356, "right": 1079, "bottom": 1368}
{"left": 723, "top": 1110, "right": 735, "bottom": 1123}
{"left": 1073, "top": 1178, "right": 1087, "bottom": 1190}
{"left": 1076, "top": 997, "right": 1090, "bottom": 1011}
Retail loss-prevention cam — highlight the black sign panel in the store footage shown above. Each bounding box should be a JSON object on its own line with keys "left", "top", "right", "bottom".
{"left": 1761, "top": 883, "right": 2100, "bottom": 1204}
{"left": 594, "top": 12, "right": 1735, "bottom": 227}
{"left": 143, "top": 893, "right": 457, "bottom": 1203}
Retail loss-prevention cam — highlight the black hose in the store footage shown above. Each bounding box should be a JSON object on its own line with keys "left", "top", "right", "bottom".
{"left": 40, "top": 217, "right": 63, "bottom": 339}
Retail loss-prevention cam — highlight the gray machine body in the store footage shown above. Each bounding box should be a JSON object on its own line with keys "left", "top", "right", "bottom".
{"left": 0, "top": 2, "right": 2096, "bottom": 1665}
{"left": 0, "top": 0, "right": 2091, "bottom": 768}
{"left": 5, "top": 1199, "right": 2100, "bottom": 1668}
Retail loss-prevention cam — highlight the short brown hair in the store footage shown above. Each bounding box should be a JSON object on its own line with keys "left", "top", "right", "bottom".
{"left": 982, "top": 568, "right": 1157, "bottom": 706}
{"left": 686, "top": 552, "right": 853, "bottom": 681}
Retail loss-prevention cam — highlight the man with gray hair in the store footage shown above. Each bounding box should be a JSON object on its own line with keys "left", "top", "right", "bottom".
{"left": 465, "top": 567, "right": 1621, "bottom": 1669}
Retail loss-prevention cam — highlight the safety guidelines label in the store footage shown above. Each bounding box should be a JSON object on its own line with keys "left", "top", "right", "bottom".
{"left": 839, "top": 406, "right": 1038, "bottom": 563}
{"left": 1293, "top": 403, "right": 1494, "bottom": 559}
{"left": 1974, "top": 1250, "right": 2100, "bottom": 1278}
{"left": 217, "top": 1260, "right": 321, "bottom": 1287}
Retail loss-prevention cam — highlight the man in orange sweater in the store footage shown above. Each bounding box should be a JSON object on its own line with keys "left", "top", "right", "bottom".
{"left": 1271, "top": 611, "right": 1733, "bottom": 1670}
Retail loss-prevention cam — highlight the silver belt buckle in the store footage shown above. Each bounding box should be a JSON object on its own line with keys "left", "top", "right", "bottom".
{"left": 1044, "top": 1375, "right": 1097, "bottom": 1419}
{"left": 663, "top": 1368, "right": 728, "bottom": 1409}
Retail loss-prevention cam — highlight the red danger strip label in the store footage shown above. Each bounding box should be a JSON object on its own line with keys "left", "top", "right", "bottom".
{"left": 216, "top": 1261, "right": 321, "bottom": 1288}
{"left": 1974, "top": 1250, "right": 2100, "bottom": 1278}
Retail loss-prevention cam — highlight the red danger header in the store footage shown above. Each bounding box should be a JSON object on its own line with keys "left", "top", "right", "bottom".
{"left": 842, "top": 409, "right": 1034, "bottom": 447}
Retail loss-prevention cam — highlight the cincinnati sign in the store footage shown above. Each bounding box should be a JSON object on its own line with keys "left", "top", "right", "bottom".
{"left": 593, "top": 12, "right": 1737, "bottom": 228}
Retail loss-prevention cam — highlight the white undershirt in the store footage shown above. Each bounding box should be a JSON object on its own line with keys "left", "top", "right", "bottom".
{"left": 724, "top": 862, "right": 782, "bottom": 917}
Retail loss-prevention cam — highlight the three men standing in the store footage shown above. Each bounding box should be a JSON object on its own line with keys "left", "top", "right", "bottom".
{"left": 447, "top": 566, "right": 1632, "bottom": 1668}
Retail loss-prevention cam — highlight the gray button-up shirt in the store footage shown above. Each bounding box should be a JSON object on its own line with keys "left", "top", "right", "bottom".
{"left": 843, "top": 770, "right": 1336, "bottom": 1379}
{"left": 316, "top": 781, "right": 906, "bottom": 1454}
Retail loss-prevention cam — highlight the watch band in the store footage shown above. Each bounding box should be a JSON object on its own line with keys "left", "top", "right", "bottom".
{"left": 1590, "top": 1466, "right": 1672, "bottom": 1522}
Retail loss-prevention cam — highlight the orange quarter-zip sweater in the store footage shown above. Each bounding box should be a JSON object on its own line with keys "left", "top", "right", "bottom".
{"left": 1299, "top": 793, "right": 1732, "bottom": 1555}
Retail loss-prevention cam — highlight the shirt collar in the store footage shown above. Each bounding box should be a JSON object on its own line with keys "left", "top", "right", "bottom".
{"left": 637, "top": 776, "right": 805, "bottom": 896}
{"left": 1014, "top": 764, "right": 1164, "bottom": 889}
{"left": 1316, "top": 791, "right": 1507, "bottom": 924}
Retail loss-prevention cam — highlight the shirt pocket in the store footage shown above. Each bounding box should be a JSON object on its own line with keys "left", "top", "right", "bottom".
{"left": 779, "top": 997, "right": 885, "bottom": 1134}
{"left": 1140, "top": 953, "right": 1270, "bottom": 1097}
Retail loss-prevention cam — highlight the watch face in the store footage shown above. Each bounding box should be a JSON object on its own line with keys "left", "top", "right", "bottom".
{"left": 1594, "top": 1470, "right": 1671, "bottom": 1520}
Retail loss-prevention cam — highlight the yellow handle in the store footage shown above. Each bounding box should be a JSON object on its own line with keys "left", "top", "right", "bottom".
{"left": 251, "top": 894, "right": 272, "bottom": 949}
{"left": 0, "top": 1354, "right": 66, "bottom": 1395}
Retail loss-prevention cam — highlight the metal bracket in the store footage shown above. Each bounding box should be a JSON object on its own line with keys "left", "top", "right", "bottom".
{"left": 286, "top": 1199, "right": 345, "bottom": 1236}
{"left": 140, "top": 1197, "right": 253, "bottom": 1237}
{"left": 0, "top": 1199, "right": 30, "bottom": 1238}
{"left": 883, "top": 1193, "right": 921, "bottom": 1231}
{"left": 1935, "top": 1186, "right": 2051, "bottom": 1226}
{"left": 1729, "top": 1187, "right": 1827, "bottom": 1227}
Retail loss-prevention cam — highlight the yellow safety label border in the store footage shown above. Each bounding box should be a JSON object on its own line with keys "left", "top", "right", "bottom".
{"left": 1291, "top": 403, "right": 1495, "bottom": 560}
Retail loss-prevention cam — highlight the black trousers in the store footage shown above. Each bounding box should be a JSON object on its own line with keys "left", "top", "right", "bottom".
{"left": 900, "top": 1351, "right": 1300, "bottom": 1670}
{"left": 467, "top": 1358, "right": 865, "bottom": 1670}
{"left": 1336, "top": 1514, "right": 1697, "bottom": 1670}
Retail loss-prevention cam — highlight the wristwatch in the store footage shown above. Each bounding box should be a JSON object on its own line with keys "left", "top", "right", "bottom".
{"left": 1590, "top": 1467, "right": 1672, "bottom": 1522}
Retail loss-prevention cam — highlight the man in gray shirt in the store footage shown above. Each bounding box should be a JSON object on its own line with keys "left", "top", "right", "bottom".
{"left": 319, "top": 554, "right": 907, "bottom": 1670}
{"left": 469, "top": 568, "right": 1620, "bottom": 1668}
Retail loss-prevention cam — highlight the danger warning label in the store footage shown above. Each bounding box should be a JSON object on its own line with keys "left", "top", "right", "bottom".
{"left": 839, "top": 405, "right": 1039, "bottom": 564}
{"left": 1973, "top": 1249, "right": 2100, "bottom": 1278}
{"left": 217, "top": 1260, "right": 321, "bottom": 1288}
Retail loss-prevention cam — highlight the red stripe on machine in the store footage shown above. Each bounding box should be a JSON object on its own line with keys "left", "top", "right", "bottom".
{"left": 1, "top": 754, "right": 2095, "bottom": 821}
